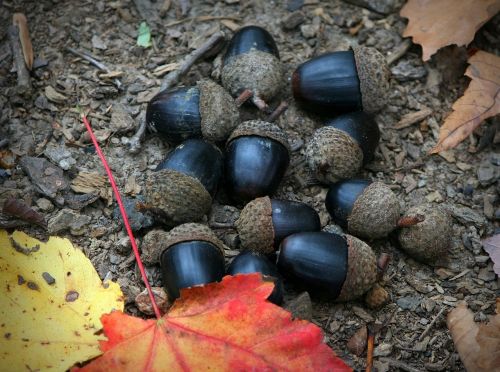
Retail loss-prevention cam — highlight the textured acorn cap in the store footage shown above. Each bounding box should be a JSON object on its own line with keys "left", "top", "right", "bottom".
{"left": 336, "top": 234, "right": 377, "bottom": 302}
{"left": 197, "top": 79, "right": 240, "bottom": 142}
{"left": 236, "top": 196, "right": 275, "bottom": 254}
{"left": 305, "top": 126, "right": 363, "bottom": 184}
{"left": 352, "top": 46, "right": 390, "bottom": 113}
{"left": 398, "top": 204, "right": 452, "bottom": 263}
{"left": 348, "top": 182, "right": 401, "bottom": 239}
{"left": 365, "top": 283, "right": 390, "bottom": 309}
{"left": 144, "top": 169, "right": 212, "bottom": 225}
{"left": 227, "top": 120, "right": 291, "bottom": 152}
{"left": 221, "top": 50, "right": 283, "bottom": 101}
{"left": 158, "top": 223, "right": 226, "bottom": 261}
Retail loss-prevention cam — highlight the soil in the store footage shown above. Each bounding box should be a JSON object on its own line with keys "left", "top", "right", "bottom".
{"left": 1, "top": 0, "right": 499, "bottom": 371}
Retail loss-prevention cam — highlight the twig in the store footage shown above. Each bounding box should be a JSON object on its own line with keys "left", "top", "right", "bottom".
{"left": 266, "top": 101, "right": 289, "bottom": 123}
{"left": 8, "top": 24, "right": 31, "bottom": 92}
{"left": 235, "top": 89, "right": 253, "bottom": 106}
{"left": 397, "top": 214, "right": 425, "bottom": 228}
{"left": 127, "top": 117, "right": 148, "bottom": 154}
{"left": 160, "top": 31, "right": 226, "bottom": 91}
{"left": 387, "top": 39, "right": 412, "bottom": 66}
{"left": 65, "top": 47, "right": 122, "bottom": 89}
{"left": 251, "top": 95, "right": 270, "bottom": 113}
{"left": 365, "top": 323, "right": 376, "bottom": 372}
{"left": 376, "top": 253, "right": 391, "bottom": 280}
{"left": 419, "top": 307, "right": 446, "bottom": 341}
{"left": 379, "top": 358, "right": 421, "bottom": 372}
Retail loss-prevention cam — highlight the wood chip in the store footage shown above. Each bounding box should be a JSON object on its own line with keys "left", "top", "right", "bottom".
{"left": 395, "top": 107, "right": 433, "bottom": 129}
{"left": 220, "top": 19, "right": 240, "bottom": 31}
{"left": 152, "top": 63, "right": 180, "bottom": 77}
{"left": 70, "top": 171, "right": 112, "bottom": 205}
{"left": 45, "top": 86, "right": 67, "bottom": 103}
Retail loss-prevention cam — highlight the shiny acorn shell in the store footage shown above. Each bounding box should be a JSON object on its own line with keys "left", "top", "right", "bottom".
{"left": 292, "top": 47, "right": 390, "bottom": 114}
{"left": 227, "top": 250, "right": 284, "bottom": 305}
{"left": 398, "top": 204, "right": 452, "bottom": 263}
{"left": 146, "top": 79, "right": 239, "bottom": 144}
{"left": 236, "top": 196, "right": 321, "bottom": 254}
{"left": 159, "top": 223, "right": 226, "bottom": 299}
{"left": 144, "top": 139, "right": 223, "bottom": 224}
{"left": 326, "top": 180, "right": 401, "bottom": 239}
{"left": 225, "top": 120, "right": 290, "bottom": 203}
{"left": 277, "top": 232, "right": 377, "bottom": 301}
{"left": 305, "top": 112, "right": 380, "bottom": 183}
{"left": 222, "top": 26, "right": 283, "bottom": 101}
{"left": 156, "top": 138, "right": 223, "bottom": 196}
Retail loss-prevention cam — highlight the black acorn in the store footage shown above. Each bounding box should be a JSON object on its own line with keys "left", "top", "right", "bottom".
{"left": 158, "top": 223, "right": 226, "bottom": 299}
{"left": 277, "top": 232, "right": 377, "bottom": 301}
{"left": 225, "top": 120, "right": 290, "bottom": 202}
{"left": 146, "top": 79, "right": 239, "bottom": 144}
{"left": 305, "top": 111, "right": 380, "bottom": 183}
{"left": 325, "top": 179, "right": 401, "bottom": 239}
{"left": 236, "top": 196, "right": 321, "bottom": 253}
{"left": 144, "top": 139, "right": 223, "bottom": 225}
{"left": 292, "top": 47, "right": 390, "bottom": 114}
{"left": 227, "top": 250, "right": 284, "bottom": 305}
{"left": 222, "top": 26, "right": 283, "bottom": 112}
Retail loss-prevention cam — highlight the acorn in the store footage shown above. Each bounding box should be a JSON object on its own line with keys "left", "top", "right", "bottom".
{"left": 221, "top": 25, "right": 283, "bottom": 112}
{"left": 159, "top": 223, "right": 226, "bottom": 299}
{"left": 292, "top": 46, "right": 390, "bottom": 114}
{"left": 277, "top": 232, "right": 377, "bottom": 301}
{"left": 227, "top": 250, "right": 284, "bottom": 305}
{"left": 398, "top": 204, "right": 452, "bottom": 264}
{"left": 146, "top": 79, "right": 239, "bottom": 144}
{"left": 225, "top": 120, "right": 290, "bottom": 202}
{"left": 236, "top": 196, "right": 320, "bottom": 254}
{"left": 144, "top": 139, "right": 223, "bottom": 225}
{"left": 325, "top": 179, "right": 401, "bottom": 239}
{"left": 305, "top": 111, "right": 380, "bottom": 183}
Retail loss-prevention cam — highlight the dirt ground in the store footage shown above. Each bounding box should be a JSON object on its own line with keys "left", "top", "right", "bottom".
{"left": 1, "top": 0, "right": 499, "bottom": 370}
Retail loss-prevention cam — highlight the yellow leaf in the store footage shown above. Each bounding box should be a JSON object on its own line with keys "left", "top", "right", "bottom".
{"left": 430, "top": 50, "right": 500, "bottom": 153}
{"left": 400, "top": 0, "right": 500, "bottom": 61}
{"left": 0, "top": 230, "right": 124, "bottom": 371}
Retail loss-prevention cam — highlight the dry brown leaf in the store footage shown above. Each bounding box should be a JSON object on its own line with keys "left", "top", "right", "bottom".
{"left": 430, "top": 50, "right": 500, "bottom": 153}
{"left": 482, "top": 234, "right": 500, "bottom": 275}
{"left": 12, "top": 13, "right": 33, "bottom": 70}
{"left": 400, "top": 0, "right": 499, "bottom": 61}
{"left": 447, "top": 301, "right": 500, "bottom": 372}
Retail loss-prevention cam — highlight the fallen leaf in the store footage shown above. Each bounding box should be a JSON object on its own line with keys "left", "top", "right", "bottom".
{"left": 400, "top": 0, "right": 500, "bottom": 61}
{"left": 347, "top": 326, "right": 367, "bottom": 356}
{"left": 137, "top": 22, "right": 152, "bottom": 48}
{"left": 447, "top": 301, "right": 500, "bottom": 372}
{"left": 12, "top": 13, "right": 33, "bottom": 70}
{"left": 482, "top": 234, "right": 500, "bottom": 275}
{"left": 430, "top": 50, "right": 500, "bottom": 153}
{"left": 76, "top": 274, "right": 351, "bottom": 371}
{"left": 3, "top": 196, "right": 46, "bottom": 228}
{"left": 0, "top": 230, "right": 124, "bottom": 371}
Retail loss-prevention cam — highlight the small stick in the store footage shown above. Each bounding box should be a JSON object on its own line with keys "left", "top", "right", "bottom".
{"left": 418, "top": 307, "right": 446, "bottom": 341}
{"left": 397, "top": 214, "right": 425, "bottom": 228}
{"left": 376, "top": 253, "right": 391, "bottom": 280}
{"left": 387, "top": 39, "right": 412, "bottom": 66}
{"left": 266, "top": 101, "right": 289, "bottom": 123}
{"left": 127, "top": 117, "right": 148, "bottom": 154}
{"left": 251, "top": 95, "right": 270, "bottom": 113}
{"left": 234, "top": 89, "right": 253, "bottom": 106}
{"left": 65, "top": 47, "right": 122, "bottom": 89}
{"left": 365, "top": 323, "right": 376, "bottom": 372}
{"left": 160, "top": 31, "right": 226, "bottom": 91}
{"left": 8, "top": 24, "right": 31, "bottom": 92}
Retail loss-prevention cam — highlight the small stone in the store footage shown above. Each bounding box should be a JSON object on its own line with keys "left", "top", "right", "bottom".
{"left": 109, "top": 253, "right": 121, "bottom": 265}
{"left": 477, "top": 162, "right": 498, "bottom": 186}
{"left": 397, "top": 296, "right": 421, "bottom": 311}
{"left": 391, "top": 60, "right": 427, "bottom": 82}
{"left": 114, "top": 196, "right": 154, "bottom": 232}
{"left": 483, "top": 194, "right": 496, "bottom": 219}
{"left": 48, "top": 208, "right": 91, "bottom": 235}
{"left": 373, "top": 342, "right": 393, "bottom": 357}
{"left": 438, "top": 150, "right": 455, "bottom": 163}
{"left": 111, "top": 103, "right": 136, "bottom": 133}
{"left": 116, "top": 236, "right": 132, "bottom": 255}
{"left": 322, "top": 224, "right": 344, "bottom": 235}
{"left": 35, "top": 198, "right": 54, "bottom": 212}
{"left": 446, "top": 185, "right": 456, "bottom": 198}
{"left": 287, "top": 0, "right": 304, "bottom": 11}
{"left": 209, "top": 204, "right": 240, "bottom": 227}
{"left": 446, "top": 204, "right": 486, "bottom": 228}
{"left": 300, "top": 21, "right": 320, "bottom": 39}
{"left": 282, "top": 11, "right": 305, "bottom": 30}
{"left": 463, "top": 184, "right": 474, "bottom": 196}
{"left": 477, "top": 267, "right": 495, "bottom": 282}
{"left": 456, "top": 162, "right": 472, "bottom": 171}
{"left": 425, "top": 190, "right": 442, "bottom": 202}
{"left": 44, "top": 144, "right": 76, "bottom": 170}
{"left": 91, "top": 34, "right": 107, "bottom": 50}
{"left": 352, "top": 306, "right": 374, "bottom": 322}
{"left": 135, "top": 287, "right": 171, "bottom": 315}
{"left": 284, "top": 292, "right": 312, "bottom": 321}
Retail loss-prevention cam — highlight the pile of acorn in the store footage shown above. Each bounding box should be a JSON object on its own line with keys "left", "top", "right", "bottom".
{"left": 141, "top": 26, "right": 453, "bottom": 307}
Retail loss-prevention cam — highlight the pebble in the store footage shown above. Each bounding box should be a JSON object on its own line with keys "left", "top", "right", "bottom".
{"left": 397, "top": 296, "right": 421, "bottom": 311}
{"left": 391, "top": 60, "right": 427, "bottom": 81}
{"left": 111, "top": 103, "right": 136, "bottom": 133}
{"left": 463, "top": 184, "right": 474, "bottom": 197}
{"left": 477, "top": 267, "right": 496, "bottom": 282}
{"left": 114, "top": 196, "right": 154, "bottom": 232}
{"left": 300, "top": 18, "right": 320, "bottom": 39}
{"left": 446, "top": 204, "right": 486, "bottom": 228}
{"left": 35, "top": 198, "right": 54, "bottom": 212}
{"left": 281, "top": 11, "right": 305, "bottom": 30}
{"left": 477, "top": 162, "right": 498, "bottom": 186}
{"left": 48, "top": 208, "right": 91, "bottom": 235}
{"left": 373, "top": 343, "right": 393, "bottom": 357}
{"left": 322, "top": 224, "right": 344, "bottom": 235}
{"left": 135, "top": 287, "right": 171, "bottom": 315}
{"left": 209, "top": 204, "right": 240, "bottom": 226}
{"left": 284, "top": 292, "right": 312, "bottom": 321}
{"left": 44, "top": 144, "right": 76, "bottom": 170}
{"left": 483, "top": 194, "right": 496, "bottom": 219}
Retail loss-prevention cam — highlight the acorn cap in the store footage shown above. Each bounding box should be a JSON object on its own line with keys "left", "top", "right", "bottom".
{"left": 141, "top": 229, "right": 170, "bottom": 266}
{"left": 352, "top": 46, "right": 390, "bottom": 113}
{"left": 144, "top": 169, "right": 212, "bottom": 225}
{"left": 398, "top": 204, "right": 452, "bottom": 263}
{"left": 227, "top": 120, "right": 291, "bottom": 152}
{"left": 336, "top": 234, "right": 377, "bottom": 302}
{"left": 236, "top": 196, "right": 275, "bottom": 254}
{"left": 158, "top": 223, "right": 226, "bottom": 261}
{"left": 221, "top": 50, "right": 283, "bottom": 101}
{"left": 305, "top": 126, "right": 363, "bottom": 184}
{"left": 197, "top": 79, "right": 240, "bottom": 142}
{"left": 348, "top": 182, "right": 401, "bottom": 239}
